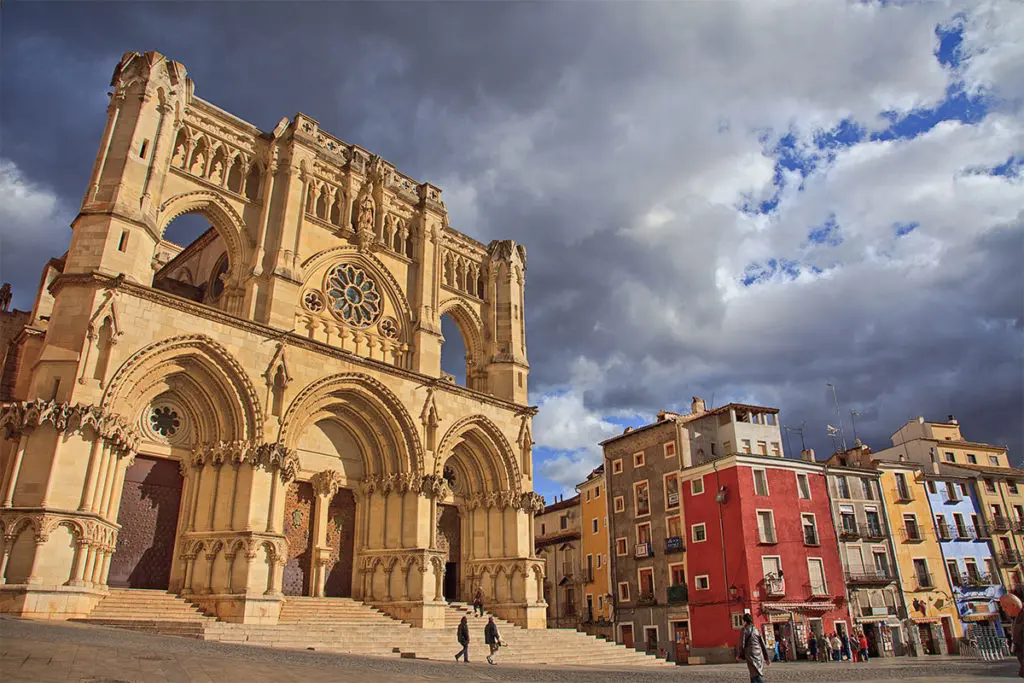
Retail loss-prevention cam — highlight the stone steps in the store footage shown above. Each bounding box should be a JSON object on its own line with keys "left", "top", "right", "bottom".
{"left": 73, "top": 588, "right": 214, "bottom": 634}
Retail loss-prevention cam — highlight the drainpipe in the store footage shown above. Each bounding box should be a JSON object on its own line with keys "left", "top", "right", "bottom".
{"left": 713, "top": 460, "right": 730, "bottom": 612}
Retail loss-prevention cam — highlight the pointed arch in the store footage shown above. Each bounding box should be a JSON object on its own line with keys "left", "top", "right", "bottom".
{"left": 157, "top": 190, "right": 251, "bottom": 286}
{"left": 437, "top": 298, "right": 485, "bottom": 365}
{"left": 300, "top": 246, "right": 414, "bottom": 328}
{"left": 278, "top": 372, "right": 423, "bottom": 476}
{"left": 435, "top": 415, "right": 520, "bottom": 493}
{"left": 101, "top": 334, "right": 263, "bottom": 443}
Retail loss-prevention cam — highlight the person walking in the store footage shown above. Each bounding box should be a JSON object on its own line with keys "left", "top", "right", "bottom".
{"left": 484, "top": 616, "right": 502, "bottom": 665}
{"left": 736, "top": 614, "right": 771, "bottom": 683}
{"left": 840, "top": 631, "right": 852, "bottom": 661}
{"left": 817, "top": 633, "right": 829, "bottom": 662}
{"left": 473, "top": 588, "right": 485, "bottom": 617}
{"left": 830, "top": 633, "right": 842, "bottom": 661}
{"left": 857, "top": 632, "right": 870, "bottom": 662}
{"left": 455, "top": 615, "right": 470, "bottom": 663}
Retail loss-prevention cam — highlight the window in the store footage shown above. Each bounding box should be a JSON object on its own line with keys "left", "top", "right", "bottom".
{"left": 762, "top": 556, "right": 784, "bottom": 594}
{"left": 985, "top": 558, "right": 998, "bottom": 581}
{"left": 802, "top": 514, "right": 819, "bottom": 545}
{"left": 540, "top": 523, "right": 545, "bottom": 535}
{"left": 771, "top": 442, "right": 781, "bottom": 456}
{"left": 797, "top": 473, "right": 811, "bottom": 499}
{"left": 872, "top": 551, "right": 890, "bottom": 577}
{"left": 839, "top": 505, "right": 857, "bottom": 535}
{"left": 139, "top": 139, "right": 149, "bottom": 159}
{"left": 618, "top": 582, "right": 631, "bottom": 601}
{"left": 723, "top": 440, "right": 732, "bottom": 454}
{"left": 117, "top": 230, "right": 129, "bottom": 252}
{"left": 597, "top": 595, "right": 603, "bottom": 611}
{"left": 1015, "top": 505, "right": 1024, "bottom": 524}
{"left": 903, "top": 514, "right": 921, "bottom": 540}
{"left": 664, "top": 472, "right": 680, "bottom": 510}
{"left": 836, "top": 476, "right": 851, "bottom": 498}
{"left": 615, "top": 538, "right": 628, "bottom": 556}
{"left": 967, "top": 454, "right": 977, "bottom": 464}
{"left": 614, "top": 496, "right": 625, "bottom": 513}
{"left": 664, "top": 442, "right": 676, "bottom": 459}
{"left": 753, "top": 469, "right": 769, "bottom": 496}
{"left": 935, "top": 514, "right": 951, "bottom": 540}
{"left": 862, "top": 478, "right": 875, "bottom": 500}
{"left": 666, "top": 515, "right": 682, "bottom": 539}
{"left": 947, "top": 560, "right": 962, "bottom": 586}
{"left": 731, "top": 613, "right": 746, "bottom": 629}
{"left": 633, "top": 451, "right": 646, "bottom": 468}
{"left": 895, "top": 473, "right": 912, "bottom": 500}
{"left": 741, "top": 439, "right": 752, "bottom": 454}
{"left": 965, "top": 558, "right": 981, "bottom": 584}
{"left": 927, "top": 481, "right": 937, "bottom": 494}
{"left": 586, "top": 554, "right": 594, "bottom": 582}
{"left": 757, "top": 440, "right": 768, "bottom": 455}
{"left": 638, "top": 568, "right": 655, "bottom": 597}
{"left": 865, "top": 508, "right": 883, "bottom": 537}
{"left": 945, "top": 481, "right": 960, "bottom": 502}
{"left": 691, "top": 477, "right": 705, "bottom": 495}
{"left": 913, "top": 558, "right": 932, "bottom": 588}
{"left": 670, "top": 563, "right": 686, "bottom": 586}
{"left": 634, "top": 481, "right": 651, "bottom": 517}
{"left": 691, "top": 522, "right": 707, "bottom": 543}
{"left": 953, "top": 513, "right": 969, "bottom": 538}
{"left": 808, "top": 558, "right": 827, "bottom": 595}
{"left": 944, "top": 451, "right": 955, "bottom": 463}
{"left": 560, "top": 516, "right": 568, "bottom": 530}
{"left": 695, "top": 575, "right": 710, "bottom": 591}
{"left": 985, "top": 478, "right": 996, "bottom": 493}
{"left": 989, "top": 456, "right": 1000, "bottom": 466}
{"left": 1009, "top": 481, "right": 1020, "bottom": 495}
{"left": 585, "top": 490, "right": 591, "bottom": 502}
{"left": 959, "top": 483, "right": 968, "bottom": 496}
{"left": 757, "top": 510, "right": 777, "bottom": 544}
{"left": 592, "top": 518, "right": 599, "bottom": 534}
{"left": 612, "top": 459, "right": 623, "bottom": 475}
{"left": 596, "top": 554, "right": 602, "bottom": 569}
{"left": 971, "top": 513, "right": 987, "bottom": 538}
{"left": 636, "top": 522, "right": 652, "bottom": 546}
{"left": 595, "top": 485, "right": 601, "bottom": 498}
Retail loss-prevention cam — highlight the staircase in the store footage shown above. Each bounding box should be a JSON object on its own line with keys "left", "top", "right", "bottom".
{"left": 72, "top": 588, "right": 215, "bottom": 638}
{"left": 77, "top": 591, "right": 671, "bottom": 667}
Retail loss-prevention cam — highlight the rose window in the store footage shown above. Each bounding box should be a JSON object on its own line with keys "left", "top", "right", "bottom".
{"left": 150, "top": 407, "right": 180, "bottom": 437}
{"left": 303, "top": 289, "right": 325, "bottom": 313}
{"left": 326, "top": 264, "right": 381, "bottom": 327}
{"left": 378, "top": 317, "right": 399, "bottom": 339}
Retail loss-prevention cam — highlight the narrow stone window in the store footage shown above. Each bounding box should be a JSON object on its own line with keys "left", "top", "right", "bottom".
{"left": 139, "top": 139, "right": 149, "bottom": 159}
{"left": 117, "top": 230, "right": 129, "bottom": 252}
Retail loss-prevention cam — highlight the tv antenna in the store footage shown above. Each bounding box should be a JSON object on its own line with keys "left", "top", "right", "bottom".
{"left": 783, "top": 422, "right": 807, "bottom": 454}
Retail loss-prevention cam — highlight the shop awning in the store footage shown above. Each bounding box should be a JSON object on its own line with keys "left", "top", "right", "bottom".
{"left": 911, "top": 617, "right": 941, "bottom": 623}
{"left": 856, "top": 616, "right": 889, "bottom": 624}
{"left": 763, "top": 602, "right": 833, "bottom": 612}
{"left": 962, "top": 613, "right": 998, "bottom": 622}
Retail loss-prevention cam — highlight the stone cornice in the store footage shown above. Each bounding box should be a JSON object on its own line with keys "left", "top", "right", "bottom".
{"left": 49, "top": 272, "right": 537, "bottom": 416}
{"left": 0, "top": 399, "right": 140, "bottom": 457}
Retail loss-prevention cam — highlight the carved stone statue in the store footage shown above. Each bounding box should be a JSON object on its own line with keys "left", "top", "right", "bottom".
{"left": 0, "top": 283, "right": 11, "bottom": 312}
{"left": 357, "top": 194, "right": 374, "bottom": 234}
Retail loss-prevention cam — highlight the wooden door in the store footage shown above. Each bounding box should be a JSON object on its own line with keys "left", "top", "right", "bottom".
{"left": 108, "top": 456, "right": 183, "bottom": 589}
{"left": 622, "top": 624, "right": 634, "bottom": 648}
{"left": 674, "top": 621, "right": 690, "bottom": 664}
{"left": 281, "top": 481, "right": 314, "bottom": 596}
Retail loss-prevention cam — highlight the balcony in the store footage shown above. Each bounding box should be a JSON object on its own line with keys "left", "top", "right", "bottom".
{"left": 839, "top": 524, "right": 859, "bottom": 540}
{"left": 664, "top": 536, "right": 685, "bottom": 554}
{"left": 988, "top": 516, "right": 1013, "bottom": 532}
{"left": 1000, "top": 550, "right": 1022, "bottom": 565}
{"left": 634, "top": 542, "right": 653, "bottom": 559}
{"left": 1016, "top": 519, "right": 1024, "bottom": 533}
{"left": 861, "top": 524, "right": 886, "bottom": 540}
{"left": 860, "top": 604, "right": 897, "bottom": 618}
{"left": 901, "top": 527, "right": 925, "bottom": 543}
{"left": 667, "top": 491, "right": 680, "bottom": 508}
{"left": 845, "top": 570, "right": 895, "bottom": 585}
{"left": 765, "top": 578, "right": 786, "bottom": 596}
{"left": 667, "top": 584, "right": 689, "bottom": 605}
{"left": 637, "top": 592, "right": 657, "bottom": 607}
{"left": 954, "top": 526, "right": 974, "bottom": 540}
{"left": 976, "top": 524, "right": 992, "bottom": 539}
{"left": 937, "top": 525, "right": 953, "bottom": 541}
{"left": 963, "top": 572, "right": 997, "bottom": 588}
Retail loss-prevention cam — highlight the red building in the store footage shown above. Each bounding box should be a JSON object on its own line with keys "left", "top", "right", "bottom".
{"left": 680, "top": 454, "right": 851, "bottom": 663}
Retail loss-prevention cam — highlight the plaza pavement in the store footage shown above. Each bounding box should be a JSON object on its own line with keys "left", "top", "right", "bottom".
{"left": 0, "top": 616, "right": 1016, "bottom": 682}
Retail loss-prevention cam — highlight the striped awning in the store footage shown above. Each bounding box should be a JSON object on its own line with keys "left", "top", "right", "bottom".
{"left": 763, "top": 602, "right": 833, "bottom": 612}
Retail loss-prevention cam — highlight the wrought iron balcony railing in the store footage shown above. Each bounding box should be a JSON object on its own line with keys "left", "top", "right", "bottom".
{"left": 634, "top": 542, "right": 653, "bottom": 559}
{"left": 667, "top": 584, "right": 689, "bottom": 605}
{"left": 845, "top": 570, "right": 895, "bottom": 585}
{"left": 664, "top": 536, "right": 685, "bottom": 554}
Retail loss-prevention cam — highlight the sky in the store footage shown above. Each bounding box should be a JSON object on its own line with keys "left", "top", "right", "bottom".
{"left": 0, "top": 1, "right": 1021, "bottom": 503}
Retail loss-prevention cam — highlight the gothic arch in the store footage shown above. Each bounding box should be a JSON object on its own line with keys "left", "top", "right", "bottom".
{"left": 102, "top": 334, "right": 263, "bottom": 444}
{"left": 157, "top": 191, "right": 251, "bottom": 284}
{"left": 278, "top": 373, "right": 423, "bottom": 476}
{"left": 437, "top": 297, "right": 485, "bottom": 364}
{"left": 435, "top": 415, "right": 520, "bottom": 493}
{"left": 300, "top": 246, "right": 413, "bottom": 327}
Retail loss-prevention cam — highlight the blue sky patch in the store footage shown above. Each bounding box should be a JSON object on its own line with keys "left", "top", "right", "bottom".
{"left": 807, "top": 214, "right": 843, "bottom": 246}
{"left": 935, "top": 15, "right": 966, "bottom": 69}
{"left": 894, "top": 221, "right": 919, "bottom": 237}
{"left": 742, "top": 257, "right": 803, "bottom": 286}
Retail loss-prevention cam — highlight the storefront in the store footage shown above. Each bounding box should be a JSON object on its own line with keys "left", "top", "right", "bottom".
{"left": 956, "top": 585, "right": 1006, "bottom": 641}
{"left": 762, "top": 602, "right": 837, "bottom": 661}
{"left": 854, "top": 616, "right": 903, "bottom": 657}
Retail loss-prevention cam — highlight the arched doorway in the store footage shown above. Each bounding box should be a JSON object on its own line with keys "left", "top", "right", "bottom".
{"left": 324, "top": 488, "right": 356, "bottom": 597}
{"left": 438, "top": 503, "right": 462, "bottom": 601}
{"left": 108, "top": 454, "right": 184, "bottom": 589}
{"left": 282, "top": 480, "right": 315, "bottom": 596}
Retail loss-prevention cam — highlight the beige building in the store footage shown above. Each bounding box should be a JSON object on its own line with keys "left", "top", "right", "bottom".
{"left": 534, "top": 495, "right": 584, "bottom": 628}
{"left": 0, "top": 50, "right": 546, "bottom": 629}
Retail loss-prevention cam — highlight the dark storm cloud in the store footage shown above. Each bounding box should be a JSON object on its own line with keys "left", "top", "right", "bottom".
{"left": 1, "top": 1, "right": 1021, "bottom": 486}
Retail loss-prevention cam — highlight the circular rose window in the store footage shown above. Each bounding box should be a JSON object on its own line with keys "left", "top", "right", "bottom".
{"left": 326, "top": 264, "right": 382, "bottom": 328}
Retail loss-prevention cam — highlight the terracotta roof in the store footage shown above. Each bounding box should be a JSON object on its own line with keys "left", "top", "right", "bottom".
{"left": 535, "top": 531, "right": 581, "bottom": 548}
{"left": 537, "top": 494, "right": 580, "bottom": 515}
{"left": 927, "top": 438, "right": 1007, "bottom": 452}
{"left": 942, "top": 462, "right": 1024, "bottom": 478}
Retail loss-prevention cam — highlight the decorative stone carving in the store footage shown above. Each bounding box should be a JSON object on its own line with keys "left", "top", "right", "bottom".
{"left": 325, "top": 264, "right": 382, "bottom": 328}
{"left": 0, "top": 400, "right": 140, "bottom": 457}
{"left": 311, "top": 470, "right": 344, "bottom": 498}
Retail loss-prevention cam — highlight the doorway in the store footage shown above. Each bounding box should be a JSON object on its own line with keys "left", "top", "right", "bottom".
{"left": 918, "top": 623, "right": 936, "bottom": 655}
{"left": 439, "top": 504, "right": 461, "bottom": 601}
{"left": 940, "top": 616, "right": 956, "bottom": 655}
{"left": 108, "top": 455, "right": 183, "bottom": 589}
{"left": 672, "top": 620, "right": 690, "bottom": 664}
{"left": 621, "top": 624, "right": 634, "bottom": 648}
{"left": 323, "top": 488, "right": 356, "bottom": 597}
{"left": 282, "top": 481, "right": 314, "bottom": 595}
{"left": 644, "top": 625, "right": 659, "bottom": 654}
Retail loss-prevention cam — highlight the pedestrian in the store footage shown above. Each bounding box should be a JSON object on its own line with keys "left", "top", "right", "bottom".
{"left": 858, "top": 632, "right": 870, "bottom": 662}
{"left": 455, "top": 615, "right": 470, "bottom": 663}
{"left": 736, "top": 614, "right": 771, "bottom": 683}
{"left": 808, "top": 632, "right": 818, "bottom": 662}
{"left": 484, "top": 616, "right": 502, "bottom": 665}
{"left": 1009, "top": 585, "right": 1024, "bottom": 679}
{"left": 817, "top": 633, "right": 829, "bottom": 662}
{"left": 840, "top": 631, "right": 852, "bottom": 661}
{"left": 473, "top": 587, "right": 485, "bottom": 617}
{"left": 830, "top": 633, "right": 842, "bottom": 661}
{"left": 778, "top": 636, "right": 789, "bottom": 662}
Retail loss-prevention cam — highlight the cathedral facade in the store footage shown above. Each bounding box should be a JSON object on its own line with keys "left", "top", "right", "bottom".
{"left": 0, "top": 51, "right": 544, "bottom": 628}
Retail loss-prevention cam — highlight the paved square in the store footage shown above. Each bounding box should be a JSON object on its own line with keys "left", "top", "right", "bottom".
{"left": 0, "top": 617, "right": 1016, "bottom": 682}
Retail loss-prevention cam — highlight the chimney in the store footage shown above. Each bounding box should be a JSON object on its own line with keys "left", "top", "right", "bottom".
{"left": 948, "top": 415, "right": 958, "bottom": 425}
{"left": 623, "top": 426, "right": 633, "bottom": 434}
{"left": 691, "top": 397, "right": 706, "bottom": 415}
{"left": 918, "top": 416, "right": 925, "bottom": 424}
{"left": 801, "top": 448, "right": 815, "bottom": 463}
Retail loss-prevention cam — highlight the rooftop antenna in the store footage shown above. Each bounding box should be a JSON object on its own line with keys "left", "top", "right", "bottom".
{"left": 850, "top": 410, "right": 861, "bottom": 443}
{"left": 826, "top": 382, "right": 849, "bottom": 453}
{"left": 784, "top": 422, "right": 807, "bottom": 453}
{"left": 708, "top": 392, "right": 715, "bottom": 410}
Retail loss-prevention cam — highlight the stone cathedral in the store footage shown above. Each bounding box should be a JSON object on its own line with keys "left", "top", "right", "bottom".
{"left": 0, "top": 51, "right": 545, "bottom": 629}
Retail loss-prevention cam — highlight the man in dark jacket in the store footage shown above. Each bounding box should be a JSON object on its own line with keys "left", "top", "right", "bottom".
{"left": 455, "top": 615, "right": 470, "bottom": 662}
{"left": 484, "top": 616, "right": 501, "bottom": 665}
{"left": 736, "top": 614, "right": 770, "bottom": 683}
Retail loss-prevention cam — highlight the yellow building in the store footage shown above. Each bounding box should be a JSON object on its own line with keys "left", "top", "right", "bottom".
{"left": 878, "top": 416, "right": 1024, "bottom": 590}
{"left": 877, "top": 460, "right": 962, "bottom": 656}
{"left": 578, "top": 465, "right": 612, "bottom": 623}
